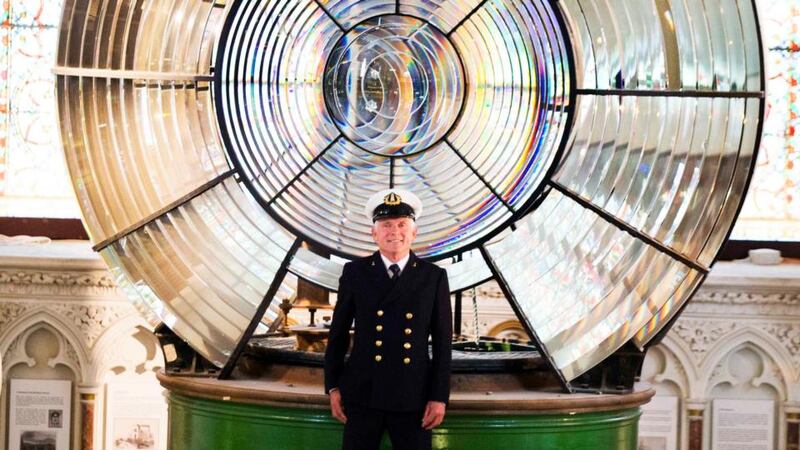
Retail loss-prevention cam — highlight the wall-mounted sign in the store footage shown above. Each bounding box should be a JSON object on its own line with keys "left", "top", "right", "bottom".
{"left": 105, "top": 380, "right": 167, "bottom": 450}
{"left": 8, "top": 379, "right": 72, "bottom": 450}
{"left": 712, "top": 399, "right": 775, "bottom": 450}
{"left": 639, "top": 395, "right": 679, "bottom": 450}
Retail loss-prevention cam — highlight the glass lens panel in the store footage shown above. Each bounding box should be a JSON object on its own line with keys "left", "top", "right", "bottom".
{"left": 556, "top": 95, "right": 758, "bottom": 269}
{"left": 217, "top": 0, "right": 340, "bottom": 203}
{"left": 487, "top": 190, "right": 704, "bottom": 381}
{"left": 100, "top": 179, "right": 297, "bottom": 367}
{"left": 633, "top": 269, "right": 705, "bottom": 347}
{"left": 563, "top": 266, "right": 702, "bottom": 379}
{"left": 697, "top": 98, "right": 761, "bottom": 265}
{"left": 321, "top": 0, "right": 396, "bottom": 29}
{"left": 736, "top": 0, "right": 762, "bottom": 91}
{"left": 435, "top": 249, "right": 492, "bottom": 292}
{"left": 448, "top": 0, "right": 570, "bottom": 212}
{"left": 272, "top": 141, "right": 514, "bottom": 257}
{"left": 290, "top": 248, "right": 344, "bottom": 291}
{"left": 57, "top": 77, "right": 228, "bottom": 243}
{"left": 56, "top": 0, "right": 764, "bottom": 382}
{"left": 558, "top": 0, "right": 597, "bottom": 88}
{"left": 399, "top": 0, "right": 483, "bottom": 32}
{"left": 219, "top": 0, "right": 570, "bottom": 259}
{"left": 561, "top": 0, "right": 761, "bottom": 92}
{"left": 132, "top": 1, "right": 217, "bottom": 73}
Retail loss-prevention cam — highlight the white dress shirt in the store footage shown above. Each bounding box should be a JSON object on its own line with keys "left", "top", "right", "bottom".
{"left": 380, "top": 253, "right": 410, "bottom": 278}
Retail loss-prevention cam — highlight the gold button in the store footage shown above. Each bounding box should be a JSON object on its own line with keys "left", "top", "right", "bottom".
{"left": 404, "top": 328, "right": 412, "bottom": 335}
{"left": 377, "top": 310, "right": 384, "bottom": 317}
{"left": 406, "top": 313, "right": 413, "bottom": 319}
{"left": 376, "top": 325, "right": 383, "bottom": 332}
{"left": 404, "top": 343, "right": 411, "bottom": 349}
{"left": 375, "top": 340, "right": 383, "bottom": 347}
{"left": 375, "top": 355, "right": 382, "bottom": 362}
{"left": 403, "top": 357, "right": 411, "bottom": 364}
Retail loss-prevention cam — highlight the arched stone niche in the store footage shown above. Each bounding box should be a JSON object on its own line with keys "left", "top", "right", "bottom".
{"left": 0, "top": 310, "right": 166, "bottom": 450}
{"left": 1, "top": 320, "right": 82, "bottom": 450}
{"left": 705, "top": 333, "right": 792, "bottom": 450}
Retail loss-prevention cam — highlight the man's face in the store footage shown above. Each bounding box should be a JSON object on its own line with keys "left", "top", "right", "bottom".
{"left": 372, "top": 217, "right": 418, "bottom": 255}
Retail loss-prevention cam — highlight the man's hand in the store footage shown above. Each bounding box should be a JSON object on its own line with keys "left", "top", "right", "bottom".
{"left": 421, "top": 401, "right": 446, "bottom": 430}
{"left": 329, "top": 389, "right": 347, "bottom": 424}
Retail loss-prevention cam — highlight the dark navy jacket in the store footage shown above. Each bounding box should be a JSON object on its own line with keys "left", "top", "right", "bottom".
{"left": 324, "top": 251, "right": 452, "bottom": 412}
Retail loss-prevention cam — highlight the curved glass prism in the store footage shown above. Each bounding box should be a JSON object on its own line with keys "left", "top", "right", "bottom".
{"left": 216, "top": 0, "right": 571, "bottom": 258}
{"left": 323, "top": 15, "right": 465, "bottom": 156}
{"left": 56, "top": 0, "right": 763, "bottom": 385}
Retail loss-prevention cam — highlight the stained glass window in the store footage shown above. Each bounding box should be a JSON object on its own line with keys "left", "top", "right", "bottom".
{"left": 0, "top": 0, "right": 78, "bottom": 218}
{"left": 732, "top": 0, "right": 800, "bottom": 240}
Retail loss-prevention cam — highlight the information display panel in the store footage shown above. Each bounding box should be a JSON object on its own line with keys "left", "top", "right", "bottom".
{"left": 9, "top": 379, "right": 71, "bottom": 450}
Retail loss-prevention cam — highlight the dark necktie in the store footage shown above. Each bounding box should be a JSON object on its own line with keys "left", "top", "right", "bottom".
{"left": 389, "top": 264, "right": 401, "bottom": 281}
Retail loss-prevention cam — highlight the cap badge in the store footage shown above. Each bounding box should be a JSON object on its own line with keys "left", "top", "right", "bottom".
{"left": 384, "top": 192, "right": 402, "bottom": 206}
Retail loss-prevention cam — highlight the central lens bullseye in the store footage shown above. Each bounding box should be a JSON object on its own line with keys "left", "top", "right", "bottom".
{"left": 323, "top": 15, "right": 465, "bottom": 156}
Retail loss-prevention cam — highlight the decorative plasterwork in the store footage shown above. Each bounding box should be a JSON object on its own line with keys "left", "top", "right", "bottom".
{"left": 0, "top": 269, "right": 118, "bottom": 297}
{"left": 671, "top": 320, "right": 738, "bottom": 362}
{"left": 92, "top": 322, "right": 163, "bottom": 381}
{"left": 0, "top": 242, "right": 163, "bottom": 450}
{"left": 692, "top": 290, "right": 800, "bottom": 306}
{"left": 0, "top": 302, "right": 135, "bottom": 351}
{"left": 474, "top": 282, "right": 506, "bottom": 300}
{"left": 1, "top": 333, "right": 29, "bottom": 371}
{"left": 0, "top": 302, "right": 29, "bottom": 331}
{"left": 639, "top": 343, "right": 690, "bottom": 398}
{"left": 763, "top": 324, "right": 800, "bottom": 370}
{"left": 669, "top": 320, "right": 800, "bottom": 375}
{"left": 0, "top": 270, "right": 114, "bottom": 287}
{"left": 49, "top": 303, "right": 128, "bottom": 347}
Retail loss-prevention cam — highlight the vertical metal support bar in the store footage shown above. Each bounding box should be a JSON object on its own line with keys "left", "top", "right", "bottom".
{"left": 219, "top": 238, "right": 303, "bottom": 379}
{"left": 453, "top": 254, "right": 463, "bottom": 336}
{"left": 389, "top": 157, "right": 395, "bottom": 189}
{"left": 454, "top": 291, "right": 462, "bottom": 336}
{"left": 479, "top": 245, "right": 571, "bottom": 392}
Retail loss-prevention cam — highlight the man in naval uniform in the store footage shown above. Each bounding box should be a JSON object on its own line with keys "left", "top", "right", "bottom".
{"left": 324, "top": 189, "right": 452, "bottom": 450}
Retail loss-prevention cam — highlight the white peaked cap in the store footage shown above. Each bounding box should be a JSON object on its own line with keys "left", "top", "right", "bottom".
{"left": 364, "top": 189, "right": 423, "bottom": 222}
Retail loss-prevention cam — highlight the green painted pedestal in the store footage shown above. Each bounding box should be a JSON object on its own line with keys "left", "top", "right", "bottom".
{"left": 159, "top": 368, "right": 653, "bottom": 450}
